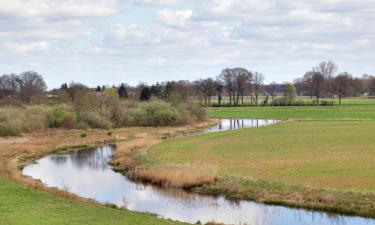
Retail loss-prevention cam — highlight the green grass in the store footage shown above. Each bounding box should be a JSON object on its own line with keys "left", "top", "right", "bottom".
{"left": 151, "top": 120, "right": 375, "bottom": 191}
{"left": 208, "top": 104, "right": 375, "bottom": 121}
{"left": 0, "top": 177, "right": 182, "bottom": 225}
{"left": 143, "top": 99, "right": 375, "bottom": 217}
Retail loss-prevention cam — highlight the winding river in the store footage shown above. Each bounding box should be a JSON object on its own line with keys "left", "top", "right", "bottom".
{"left": 23, "top": 119, "right": 375, "bottom": 225}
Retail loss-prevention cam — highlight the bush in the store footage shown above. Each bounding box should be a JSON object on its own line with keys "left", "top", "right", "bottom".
{"left": 0, "top": 120, "right": 23, "bottom": 136}
{"left": 128, "top": 101, "right": 182, "bottom": 126}
{"left": 320, "top": 100, "right": 335, "bottom": 106}
{"left": 48, "top": 105, "right": 77, "bottom": 129}
{"left": 24, "top": 105, "right": 50, "bottom": 131}
{"left": 0, "top": 106, "right": 50, "bottom": 136}
{"left": 79, "top": 111, "right": 112, "bottom": 129}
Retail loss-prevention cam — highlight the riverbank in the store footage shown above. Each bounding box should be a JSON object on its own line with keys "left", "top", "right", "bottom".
{"left": 0, "top": 121, "right": 216, "bottom": 225}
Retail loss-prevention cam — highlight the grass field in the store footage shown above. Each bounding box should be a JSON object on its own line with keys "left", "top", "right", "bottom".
{"left": 143, "top": 99, "right": 375, "bottom": 217}
{"left": 0, "top": 176, "right": 182, "bottom": 225}
{"left": 208, "top": 105, "right": 375, "bottom": 120}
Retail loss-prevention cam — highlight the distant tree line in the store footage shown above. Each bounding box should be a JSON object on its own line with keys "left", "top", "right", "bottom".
{"left": 1, "top": 60, "right": 374, "bottom": 106}
{"left": 0, "top": 71, "right": 46, "bottom": 104}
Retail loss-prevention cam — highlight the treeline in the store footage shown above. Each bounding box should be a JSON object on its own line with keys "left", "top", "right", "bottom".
{"left": 0, "top": 71, "right": 46, "bottom": 104}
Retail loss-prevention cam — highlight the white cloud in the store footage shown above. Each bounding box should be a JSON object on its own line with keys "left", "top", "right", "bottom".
{"left": 156, "top": 9, "right": 193, "bottom": 28}
{"left": 129, "top": 0, "right": 184, "bottom": 5}
{"left": 1, "top": 0, "right": 375, "bottom": 87}
{"left": 0, "top": 0, "right": 121, "bottom": 19}
{"left": 1, "top": 41, "right": 50, "bottom": 54}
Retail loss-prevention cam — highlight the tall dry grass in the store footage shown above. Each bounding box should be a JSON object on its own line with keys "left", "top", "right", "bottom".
{"left": 128, "top": 163, "right": 218, "bottom": 189}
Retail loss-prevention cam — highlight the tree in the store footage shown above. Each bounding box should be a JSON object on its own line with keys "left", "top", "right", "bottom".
{"left": 284, "top": 83, "right": 297, "bottom": 102}
{"left": 269, "top": 82, "right": 277, "bottom": 102}
{"left": 302, "top": 71, "right": 315, "bottom": 99}
{"left": 219, "top": 68, "right": 236, "bottom": 105}
{"left": 369, "top": 78, "right": 375, "bottom": 96}
{"left": 61, "top": 83, "right": 68, "bottom": 90}
{"left": 0, "top": 74, "right": 20, "bottom": 98}
{"left": 151, "top": 82, "right": 164, "bottom": 99}
{"left": 334, "top": 72, "right": 353, "bottom": 105}
{"left": 233, "top": 68, "right": 251, "bottom": 105}
{"left": 253, "top": 72, "right": 264, "bottom": 105}
{"left": 311, "top": 72, "right": 325, "bottom": 105}
{"left": 139, "top": 86, "right": 152, "bottom": 101}
{"left": 65, "top": 82, "right": 89, "bottom": 102}
{"left": 18, "top": 71, "right": 47, "bottom": 104}
{"left": 118, "top": 83, "right": 128, "bottom": 98}
{"left": 313, "top": 60, "right": 338, "bottom": 98}
{"left": 214, "top": 79, "right": 224, "bottom": 106}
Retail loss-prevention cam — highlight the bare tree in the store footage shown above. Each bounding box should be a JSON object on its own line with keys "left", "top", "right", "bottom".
{"left": 334, "top": 72, "right": 353, "bottom": 105}
{"left": 0, "top": 74, "right": 20, "bottom": 98}
{"left": 18, "top": 71, "right": 47, "bottom": 104}
{"left": 66, "top": 82, "right": 89, "bottom": 102}
{"left": 233, "top": 68, "right": 251, "bottom": 105}
{"left": 313, "top": 60, "right": 338, "bottom": 98}
{"left": 311, "top": 72, "right": 325, "bottom": 105}
{"left": 269, "top": 82, "right": 277, "bottom": 102}
{"left": 214, "top": 78, "right": 224, "bottom": 106}
{"left": 219, "top": 68, "right": 236, "bottom": 105}
{"left": 302, "top": 71, "right": 315, "bottom": 99}
{"left": 253, "top": 72, "right": 264, "bottom": 105}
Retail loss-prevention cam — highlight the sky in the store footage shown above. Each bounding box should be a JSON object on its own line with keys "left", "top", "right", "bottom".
{"left": 0, "top": 0, "right": 374, "bottom": 89}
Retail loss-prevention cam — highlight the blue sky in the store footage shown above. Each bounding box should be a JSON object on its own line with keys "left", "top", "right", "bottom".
{"left": 0, "top": 0, "right": 374, "bottom": 89}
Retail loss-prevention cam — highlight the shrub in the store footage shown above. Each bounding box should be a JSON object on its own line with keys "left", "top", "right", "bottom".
{"left": 79, "top": 111, "right": 113, "bottom": 129}
{"left": 24, "top": 105, "right": 50, "bottom": 130}
{"left": 80, "top": 133, "right": 87, "bottom": 138}
{"left": 48, "top": 105, "right": 77, "bottom": 129}
{"left": 0, "top": 120, "right": 23, "bottom": 136}
{"left": 320, "top": 100, "right": 335, "bottom": 106}
{"left": 184, "top": 102, "right": 207, "bottom": 121}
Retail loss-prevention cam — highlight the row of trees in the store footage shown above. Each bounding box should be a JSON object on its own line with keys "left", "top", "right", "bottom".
{"left": 295, "top": 61, "right": 375, "bottom": 104}
{"left": 0, "top": 71, "right": 46, "bottom": 104}
{"left": 1, "top": 61, "right": 374, "bottom": 106}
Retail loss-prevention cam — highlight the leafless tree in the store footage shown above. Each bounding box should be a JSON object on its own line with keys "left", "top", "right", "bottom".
{"left": 334, "top": 72, "right": 353, "bottom": 105}
{"left": 66, "top": 82, "right": 89, "bottom": 102}
{"left": 313, "top": 60, "right": 338, "bottom": 98}
{"left": 311, "top": 72, "right": 325, "bottom": 104}
{"left": 214, "top": 78, "right": 224, "bottom": 106}
{"left": 253, "top": 72, "right": 264, "bottom": 105}
{"left": 269, "top": 82, "right": 277, "bottom": 102}
{"left": 233, "top": 68, "right": 251, "bottom": 105}
{"left": 219, "top": 68, "right": 236, "bottom": 105}
{"left": 0, "top": 74, "right": 20, "bottom": 98}
{"left": 18, "top": 71, "right": 47, "bottom": 104}
{"left": 302, "top": 71, "right": 315, "bottom": 99}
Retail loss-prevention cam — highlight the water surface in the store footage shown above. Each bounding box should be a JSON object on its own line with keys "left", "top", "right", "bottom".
{"left": 202, "top": 119, "right": 278, "bottom": 133}
{"left": 23, "top": 119, "right": 375, "bottom": 225}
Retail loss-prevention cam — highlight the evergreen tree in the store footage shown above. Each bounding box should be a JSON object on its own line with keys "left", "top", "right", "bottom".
{"left": 139, "top": 86, "right": 152, "bottom": 101}
{"left": 118, "top": 83, "right": 128, "bottom": 98}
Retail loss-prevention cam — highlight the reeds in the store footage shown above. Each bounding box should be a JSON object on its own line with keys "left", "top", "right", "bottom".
{"left": 128, "top": 163, "right": 218, "bottom": 189}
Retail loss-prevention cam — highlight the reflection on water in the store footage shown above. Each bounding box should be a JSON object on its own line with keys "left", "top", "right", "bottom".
{"left": 23, "top": 145, "right": 375, "bottom": 225}
{"left": 202, "top": 119, "right": 279, "bottom": 133}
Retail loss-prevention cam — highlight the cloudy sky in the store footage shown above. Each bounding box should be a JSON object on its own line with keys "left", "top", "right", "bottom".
{"left": 0, "top": 0, "right": 374, "bottom": 88}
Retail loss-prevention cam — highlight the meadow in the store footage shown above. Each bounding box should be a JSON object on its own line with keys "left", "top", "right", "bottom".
{"left": 0, "top": 176, "right": 182, "bottom": 225}
{"left": 144, "top": 99, "right": 375, "bottom": 217}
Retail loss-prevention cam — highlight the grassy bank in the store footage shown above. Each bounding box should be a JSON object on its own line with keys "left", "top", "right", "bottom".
{"left": 140, "top": 101, "right": 375, "bottom": 217}
{"left": 0, "top": 122, "right": 217, "bottom": 225}
{"left": 0, "top": 176, "right": 182, "bottom": 225}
